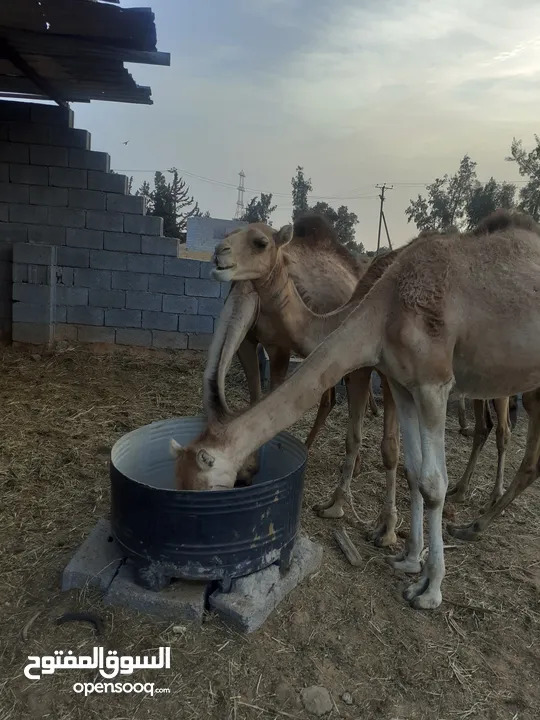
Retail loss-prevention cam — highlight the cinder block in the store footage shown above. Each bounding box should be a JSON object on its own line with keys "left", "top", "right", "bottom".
{"left": 141, "top": 311, "right": 177, "bottom": 331}
{"left": 0, "top": 222, "right": 27, "bottom": 243}
{"left": 69, "top": 149, "right": 110, "bottom": 172}
{"left": 12, "top": 322, "right": 49, "bottom": 344}
{"left": 29, "top": 185, "right": 68, "bottom": 207}
{"left": 0, "top": 203, "right": 7, "bottom": 222}
{"left": 67, "top": 306, "right": 104, "bottom": 326}
{"left": 103, "top": 560, "right": 208, "bottom": 623}
{"left": 185, "top": 278, "right": 220, "bottom": 298}
{"left": 89, "top": 289, "right": 126, "bottom": 309}
{"left": 12, "top": 283, "right": 49, "bottom": 304}
{"left": 198, "top": 297, "right": 225, "bottom": 317}
{"left": 13, "top": 243, "right": 53, "bottom": 265}
{"left": 163, "top": 257, "right": 199, "bottom": 278}
{"left": 200, "top": 261, "right": 217, "bottom": 280}
{"left": 0, "top": 102, "right": 30, "bottom": 122}
{"left": 9, "top": 123, "right": 50, "bottom": 145}
{"left": 103, "top": 231, "right": 141, "bottom": 253}
{"left": 106, "top": 194, "right": 145, "bottom": 214}
{"left": 0, "top": 141, "right": 29, "bottom": 164}
{"left": 152, "top": 330, "right": 188, "bottom": 349}
{"left": 0, "top": 182, "right": 29, "bottom": 204}
{"left": 61, "top": 518, "right": 124, "bottom": 592}
{"left": 148, "top": 274, "right": 184, "bottom": 295}
{"left": 105, "top": 309, "right": 141, "bottom": 328}
{"left": 9, "top": 163, "right": 48, "bottom": 186}
{"left": 141, "top": 235, "right": 178, "bottom": 256}
{"left": 28, "top": 225, "right": 66, "bottom": 246}
{"left": 13, "top": 302, "right": 59, "bottom": 324}
{"left": 48, "top": 127, "right": 90, "bottom": 150}
{"left": 127, "top": 254, "right": 163, "bottom": 274}
{"left": 56, "top": 286, "right": 89, "bottom": 306}
{"left": 57, "top": 247, "right": 89, "bottom": 267}
{"left": 220, "top": 281, "right": 231, "bottom": 299}
{"left": 162, "top": 295, "right": 197, "bottom": 314}
{"left": 115, "top": 328, "right": 152, "bottom": 347}
{"left": 56, "top": 267, "right": 74, "bottom": 286}
{"left": 111, "top": 271, "right": 148, "bottom": 292}
{"left": 0, "top": 163, "right": 7, "bottom": 183}
{"left": 69, "top": 188, "right": 106, "bottom": 211}
{"left": 86, "top": 210, "right": 123, "bottom": 232}
{"left": 90, "top": 249, "right": 128, "bottom": 271}
{"left": 9, "top": 203, "right": 48, "bottom": 225}
{"left": 188, "top": 334, "right": 213, "bottom": 350}
{"left": 29, "top": 144, "right": 69, "bottom": 167}
{"left": 88, "top": 171, "right": 127, "bottom": 195}
{"left": 66, "top": 228, "right": 103, "bottom": 250}
{"left": 73, "top": 268, "right": 111, "bottom": 290}
{"left": 29, "top": 103, "right": 73, "bottom": 127}
{"left": 77, "top": 326, "right": 116, "bottom": 344}
{"left": 48, "top": 207, "right": 86, "bottom": 228}
{"left": 13, "top": 263, "right": 27, "bottom": 283}
{"left": 209, "top": 534, "right": 323, "bottom": 633}
{"left": 126, "top": 291, "right": 162, "bottom": 311}
{"left": 49, "top": 166, "right": 87, "bottom": 189}
{"left": 124, "top": 214, "right": 163, "bottom": 236}
{"left": 55, "top": 323, "right": 78, "bottom": 341}
{"left": 178, "top": 315, "right": 213, "bottom": 333}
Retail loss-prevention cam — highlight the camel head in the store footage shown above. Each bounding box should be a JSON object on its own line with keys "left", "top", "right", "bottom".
{"left": 211, "top": 222, "right": 294, "bottom": 282}
{"left": 170, "top": 430, "right": 237, "bottom": 491}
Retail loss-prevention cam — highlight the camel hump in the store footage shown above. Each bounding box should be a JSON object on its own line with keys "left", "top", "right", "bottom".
{"left": 292, "top": 213, "right": 338, "bottom": 241}
{"left": 472, "top": 209, "right": 540, "bottom": 236}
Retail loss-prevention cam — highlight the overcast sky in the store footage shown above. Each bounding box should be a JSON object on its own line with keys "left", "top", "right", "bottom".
{"left": 75, "top": 0, "right": 540, "bottom": 251}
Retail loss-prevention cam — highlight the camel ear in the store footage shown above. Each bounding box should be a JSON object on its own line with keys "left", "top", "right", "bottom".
{"left": 169, "top": 438, "right": 184, "bottom": 458}
{"left": 274, "top": 224, "right": 293, "bottom": 248}
{"left": 196, "top": 448, "right": 215, "bottom": 469}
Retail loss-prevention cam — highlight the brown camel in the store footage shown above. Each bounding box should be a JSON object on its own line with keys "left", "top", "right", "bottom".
{"left": 172, "top": 209, "right": 540, "bottom": 609}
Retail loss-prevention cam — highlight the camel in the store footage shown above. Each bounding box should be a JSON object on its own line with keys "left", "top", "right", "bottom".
{"left": 172, "top": 209, "right": 540, "bottom": 609}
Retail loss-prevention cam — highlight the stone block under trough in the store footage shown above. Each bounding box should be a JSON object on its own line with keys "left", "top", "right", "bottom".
{"left": 209, "top": 533, "right": 323, "bottom": 633}
{"left": 61, "top": 518, "right": 124, "bottom": 592}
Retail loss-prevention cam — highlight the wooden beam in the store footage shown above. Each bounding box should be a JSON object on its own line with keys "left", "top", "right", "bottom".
{"left": 0, "top": 38, "right": 68, "bottom": 107}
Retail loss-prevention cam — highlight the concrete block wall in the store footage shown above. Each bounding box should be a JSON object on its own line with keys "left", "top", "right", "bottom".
{"left": 0, "top": 99, "right": 230, "bottom": 349}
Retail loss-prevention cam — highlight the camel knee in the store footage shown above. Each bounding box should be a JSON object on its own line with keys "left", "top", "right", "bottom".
{"left": 496, "top": 423, "right": 511, "bottom": 452}
{"left": 419, "top": 474, "right": 446, "bottom": 508}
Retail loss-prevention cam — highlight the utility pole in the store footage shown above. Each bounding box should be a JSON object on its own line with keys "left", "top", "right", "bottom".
{"left": 375, "top": 183, "right": 393, "bottom": 254}
{"left": 234, "top": 170, "right": 246, "bottom": 219}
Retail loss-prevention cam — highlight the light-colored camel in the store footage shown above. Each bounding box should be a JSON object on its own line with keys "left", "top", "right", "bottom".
{"left": 172, "top": 209, "right": 540, "bottom": 609}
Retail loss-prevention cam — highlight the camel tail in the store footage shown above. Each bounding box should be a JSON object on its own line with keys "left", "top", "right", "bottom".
{"left": 472, "top": 209, "right": 540, "bottom": 237}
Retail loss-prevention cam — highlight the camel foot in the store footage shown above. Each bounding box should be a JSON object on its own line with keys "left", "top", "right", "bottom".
{"left": 387, "top": 553, "right": 423, "bottom": 574}
{"left": 485, "top": 491, "right": 503, "bottom": 511}
{"left": 459, "top": 427, "right": 476, "bottom": 438}
{"left": 367, "top": 521, "right": 397, "bottom": 548}
{"left": 312, "top": 499, "right": 345, "bottom": 519}
{"left": 446, "top": 522, "right": 482, "bottom": 542}
{"left": 445, "top": 485, "right": 466, "bottom": 503}
{"left": 404, "top": 578, "right": 442, "bottom": 610}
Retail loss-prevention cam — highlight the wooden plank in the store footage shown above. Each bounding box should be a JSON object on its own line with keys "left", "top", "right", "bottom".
{"left": 333, "top": 527, "right": 363, "bottom": 567}
{"left": 177, "top": 247, "right": 213, "bottom": 262}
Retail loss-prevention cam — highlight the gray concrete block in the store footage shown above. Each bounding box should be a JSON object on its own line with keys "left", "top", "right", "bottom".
{"left": 103, "top": 231, "right": 141, "bottom": 253}
{"left": 105, "top": 308, "right": 141, "bottom": 328}
{"left": 152, "top": 330, "right": 188, "bottom": 349}
{"left": 86, "top": 210, "right": 123, "bottom": 232}
{"left": 30, "top": 144, "right": 69, "bottom": 167}
{"left": 56, "top": 267, "right": 74, "bottom": 286}
{"left": 48, "top": 127, "right": 90, "bottom": 150}
{"left": 12, "top": 283, "right": 49, "bottom": 304}
{"left": 0, "top": 222, "right": 27, "bottom": 243}
{"left": 56, "top": 286, "right": 89, "bottom": 306}
{"left": 57, "top": 246, "right": 89, "bottom": 267}
{"left": 185, "top": 278, "right": 220, "bottom": 298}
{"left": 88, "top": 171, "right": 127, "bottom": 194}
{"left": 162, "top": 295, "right": 197, "bottom": 314}
{"left": 0, "top": 202, "right": 7, "bottom": 221}
{"left": 69, "top": 149, "right": 110, "bottom": 172}
{"left": 67, "top": 306, "right": 104, "bottom": 326}
{"left": 198, "top": 297, "right": 225, "bottom": 317}
{"left": 220, "top": 281, "right": 231, "bottom": 299}
{"left": 10, "top": 203, "right": 48, "bottom": 225}
{"left": 124, "top": 213, "right": 163, "bottom": 236}
{"left": 126, "top": 291, "right": 162, "bottom": 311}
{"left": 127, "top": 253, "right": 163, "bottom": 274}
{"left": 141, "top": 311, "right": 177, "bottom": 331}
{"left": 9, "top": 123, "right": 50, "bottom": 144}
{"left": 112, "top": 271, "right": 148, "bottom": 292}
{"left": 28, "top": 225, "right": 66, "bottom": 246}
{"left": 163, "top": 257, "right": 199, "bottom": 278}
{"left": 47, "top": 207, "right": 86, "bottom": 229}
{"left": 10, "top": 163, "right": 48, "bottom": 186}
{"left": 29, "top": 103, "right": 73, "bottom": 127}
{"left": 49, "top": 166, "right": 87, "bottom": 189}
{"left": 0, "top": 164, "right": 7, "bottom": 183}
{"left": 89, "top": 289, "right": 125, "bottom": 309}
{"left": 148, "top": 274, "right": 184, "bottom": 295}
{"left": 14, "top": 302, "right": 64, "bottom": 323}
{"left": 199, "top": 261, "right": 215, "bottom": 280}
{"left": 55, "top": 323, "right": 78, "bottom": 342}
{"left": 90, "top": 249, "right": 128, "bottom": 271}
{"left": 178, "top": 315, "right": 213, "bottom": 333}
{"left": 115, "top": 328, "right": 152, "bottom": 347}
{"left": 13, "top": 263, "right": 27, "bottom": 283}
{"left": 209, "top": 534, "right": 323, "bottom": 633}
{"left": 0, "top": 141, "right": 29, "bottom": 164}
{"left": 13, "top": 243, "right": 53, "bottom": 265}
{"left": 103, "top": 560, "right": 208, "bottom": 623}
{"left": 106, "top": 194, "right": 145, "bottom": 214}
{"left": 188, "top": 334, "right": 213, "bottom": 350}
{"left": 69, "top": 188, "right": 106, "bottom": 211}
{"left": 73, "top": 268, "right": 111, "bottom": 290}
{"left": 0, "top": 101, "right": 30, "bottom": 122}
{"left": 29, "top": 185, "right": 68, "bottom": 207}
{"left": 66, "top": 228, "right": 103, "bottom": 250}
{"left": 0, "top": 182, "right": 29, "bottom": 204}
{"left": 61, "top": 518, "right": 124, "bottom": 592}
{"left": 141, "top": 235, "right": 178, "bottom": 256}
{"left": 12, "top": 322, "right": 49, "bottom": 344}
{"left": 78, "top": 326, "right": 116, "bottom": 344}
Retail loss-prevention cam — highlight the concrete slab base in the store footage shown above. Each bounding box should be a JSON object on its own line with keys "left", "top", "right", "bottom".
{"left": 61, "top": 517, "right": 124, "bottom": 592}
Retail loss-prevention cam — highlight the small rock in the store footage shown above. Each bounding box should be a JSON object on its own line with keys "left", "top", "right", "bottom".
{"left": 341, "top": 691, "right": 353, "bottom": 705}
{"left": 30, "top": 354, "right": 41, "bottom": 362}
{"left": 172, "top": 625, "right": 186, "bottom": 634}
{"left": 300, "top": 686, "right": 333, "bottom": 716}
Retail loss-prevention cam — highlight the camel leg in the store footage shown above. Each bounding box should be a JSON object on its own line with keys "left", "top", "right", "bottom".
{"left": 446, "top": 400, "right": 492, "bottom": 502}
{"left": 368, "top": 375, "right": 379, "bottom": 417}
{"left": 237, "top": 336, "right": 262, "bottom": 404}
{"left": 305, "top": 386, "right": 336, "bottom": 449}
{"left": 448, "top": 389, "right": 540, "bottom": 542}
{"left": 457, "top": 396, "right": 475, "bottom": 437}
{"left": 312, "top": 367, "right": 371, "bottom": 519}
{"left": 266, "top": 346, "right": 291, "bottom": 391}
{"left": 486, "top": 397, "right": 511, "bottom": 508}
{"left": 367, "top": 373, "right": 399, "bottom": 547}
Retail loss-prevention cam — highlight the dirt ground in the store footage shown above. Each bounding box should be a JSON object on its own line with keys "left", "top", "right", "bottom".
{"left": 0, "top": 345, "right": 539, "bottom": 720}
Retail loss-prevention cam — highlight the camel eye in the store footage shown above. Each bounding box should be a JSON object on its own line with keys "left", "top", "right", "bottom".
{"left": 253, "top": 237, "right": 268, "bottom": 249}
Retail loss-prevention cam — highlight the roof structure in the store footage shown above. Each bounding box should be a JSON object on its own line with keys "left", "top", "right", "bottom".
{"left": 0, "top": 0, "right": 170, "bottom": 106}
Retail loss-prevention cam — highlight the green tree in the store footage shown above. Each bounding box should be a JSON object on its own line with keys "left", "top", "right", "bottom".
{"left": 291, "top": 166, "right": 313, "bottom": 221}
{"left": 240, "top": 193, "right": 277, "bottom": 224}
{"left": 506, "top": 136, "right": 540, "bottom": 220}
{"left": 465, "top": 177, "right": 516, "bottom": 229}
{"left": 311, "top": 201, "right": 362, "bottom": 252}
{"left": 136, "top": 168, "right": 202, "bottom": 240}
